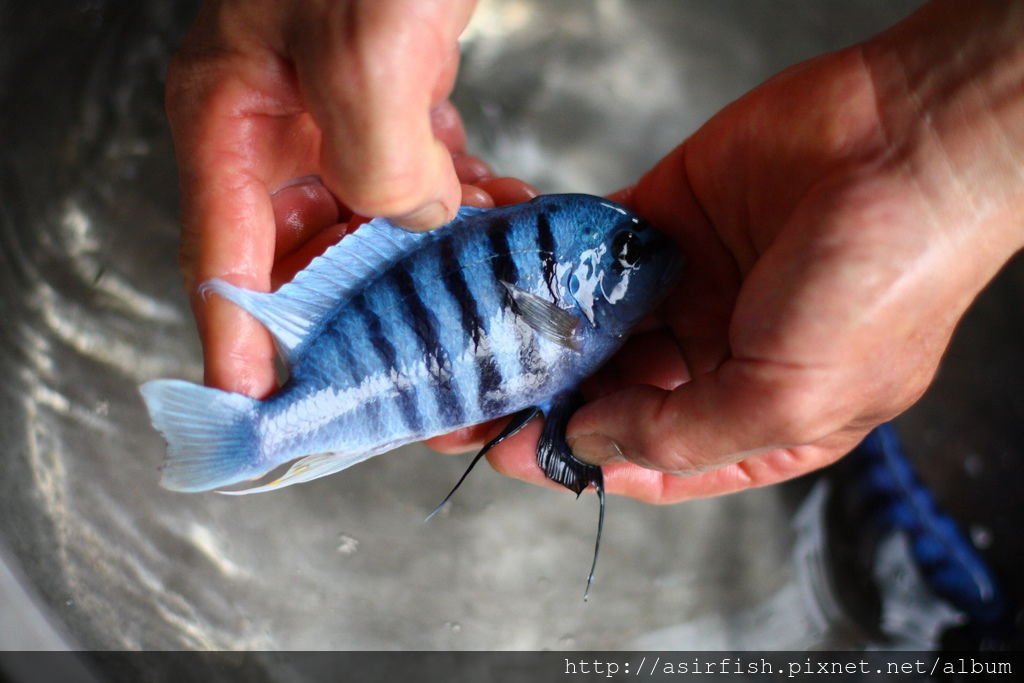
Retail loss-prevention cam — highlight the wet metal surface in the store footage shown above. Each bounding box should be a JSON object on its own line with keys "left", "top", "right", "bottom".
{"left": 2, "top": 0, "right": 1019, "bottom": 654}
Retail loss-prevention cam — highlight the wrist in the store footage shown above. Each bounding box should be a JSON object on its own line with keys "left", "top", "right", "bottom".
{"left": 862, "top": 0, "right": 1024, "bottom": 257}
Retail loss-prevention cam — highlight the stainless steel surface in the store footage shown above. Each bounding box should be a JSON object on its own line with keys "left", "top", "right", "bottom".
{"left": 3, "top": 0, "right": 1018, "bottom": 654}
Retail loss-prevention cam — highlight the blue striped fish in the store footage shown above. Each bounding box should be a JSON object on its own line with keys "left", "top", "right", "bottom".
{"left": 842, "top": 425, "right": 1007, "bottom": 630}
{"left": 141, "top": 193, "right": 680, "bottom": 593}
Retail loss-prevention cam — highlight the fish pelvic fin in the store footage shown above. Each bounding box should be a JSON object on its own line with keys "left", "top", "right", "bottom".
{"left": 426, "top": 406, "right": 541, "bottom": 522}
{"left": 140, "top": 380, "right": 262, "bottom": 492}
{"left": 537, "top": 392, "right": 601, "bottom": 495}
{"left": 536, "top": 392, "right": 606, "bottom": 599}
{"left": 587, "top": 477, "right": 606, "bottom": 602}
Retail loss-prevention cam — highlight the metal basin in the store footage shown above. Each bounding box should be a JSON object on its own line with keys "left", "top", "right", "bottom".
{"left": 2, "top": 0, "right": 1018, "bottom": 657}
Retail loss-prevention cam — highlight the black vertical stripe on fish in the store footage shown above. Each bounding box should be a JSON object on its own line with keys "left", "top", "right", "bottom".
{"left": 439, "top": 236, "right": 483, "bottom": 350}
{"left": 476, "top": 351, "right": 505, "bottom": 415}
{"left": 487, "top": 217, "right": 541, "bottom": 381}
{"left": 536, "top": 211, "right": 558, "bottom": 301}
{"left": 486, "top": 219, "right": 519, "bottom": 304}
{"left": 390, "top": 267, "right": 465, "bottom": 425}
{"left": 438, "top": 235, "right": 504, "bottom": 415}
{"left": 350, "top": 295, "right": 423, "bottom": 434}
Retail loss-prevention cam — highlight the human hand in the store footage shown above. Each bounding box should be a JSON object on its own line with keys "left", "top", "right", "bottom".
{"left": 430, "top": 0, "right": 1024, "bottom": 503}
{"left": 167, "top": 0, "right": 488, "bottom": 398}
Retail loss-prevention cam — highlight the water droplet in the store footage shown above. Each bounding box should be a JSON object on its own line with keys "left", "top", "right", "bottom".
{"left": 336, "top": 532, "right": 359, "bottom": 555}
{"left": 446, "top": 621, "right": 462, "bottom": 633}
{"left": 558, "top": 634, "right": 576, "bottom": 647}
{"left": 970, "top": 525, "right": 992, "bottom": 549}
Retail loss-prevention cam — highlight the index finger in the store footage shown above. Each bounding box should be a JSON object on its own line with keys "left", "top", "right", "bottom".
{"left": 288, "top": 0, "right": 477, "bottom": 229}
{"left": 167, "top": 48, "right": 303, "bottom": 397}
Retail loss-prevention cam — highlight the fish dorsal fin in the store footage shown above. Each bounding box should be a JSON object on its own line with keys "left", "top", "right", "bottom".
{"left": 200, "top": 206, "right": 488, "bottom": 362}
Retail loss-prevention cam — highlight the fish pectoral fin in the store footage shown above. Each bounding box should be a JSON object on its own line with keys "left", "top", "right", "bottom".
{"left": 500, "top": 281, "right": 583, "bottom": 351}
{"left": 426, "top": 406, "right": 541, "bottom": 521}
{"left": 537, "top": 392, "right": 605, "bottom": 600}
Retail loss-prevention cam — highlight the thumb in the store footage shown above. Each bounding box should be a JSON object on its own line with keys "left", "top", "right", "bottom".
{"left": 288, "top": 0, "right": 475, "bottom": 229}
{"left": 566, "top": 362, "right": 835, "bottom": 474}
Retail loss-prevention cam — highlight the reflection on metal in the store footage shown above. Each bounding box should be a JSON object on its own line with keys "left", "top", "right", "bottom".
{"left": 5, "top": 0, "right": 1013, "bottom": 657}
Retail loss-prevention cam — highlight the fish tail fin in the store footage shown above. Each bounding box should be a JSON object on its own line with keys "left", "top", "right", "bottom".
{"left": 139, "top": 379, "right": 262, "bottom": 492}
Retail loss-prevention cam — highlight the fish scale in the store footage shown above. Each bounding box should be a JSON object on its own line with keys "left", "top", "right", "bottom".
{"left": 141, "top": 194, "right": 681, "bottom": 595}
{"left": 260, "top": 230, "right": 555, "bottom": 462}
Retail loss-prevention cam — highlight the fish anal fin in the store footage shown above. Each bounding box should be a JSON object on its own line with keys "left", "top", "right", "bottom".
{"left": 217, "top": 450, "right": 381, "bottom": 495}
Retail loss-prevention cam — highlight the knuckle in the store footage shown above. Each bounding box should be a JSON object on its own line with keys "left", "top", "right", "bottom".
{"left": 164, "top": 50, "right": 240, "bottom": 128}
{"left": 653, "top": 445, "right": 708, "bottom": 475}
{"left": 760, "top": 383, "right": 834, "bottom": 446}
{"left": 633, "top": 433, "right": 685, "bottom": 472}
{"left": 643, "top": 392, "right": 713, "bottom": 473}
{"left": 335, "top": 164, "right": 435, "bottom": 218}
{"left": 314, "top": 4, "right": 399, "bottom": 100}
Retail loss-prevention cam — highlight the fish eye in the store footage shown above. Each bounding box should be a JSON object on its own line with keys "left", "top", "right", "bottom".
{"left": 612, "top": 231, "right": 643, "bottom": 269}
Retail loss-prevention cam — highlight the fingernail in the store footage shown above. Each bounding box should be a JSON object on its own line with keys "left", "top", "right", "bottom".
{"left": 569, "top": 434, "right": 625, "bottom": 466}
{"left": 393, "top": 201, "right": 450, "bottom": 230}
{"left": 270, "top": 175, "right": 323, "bottom": 196}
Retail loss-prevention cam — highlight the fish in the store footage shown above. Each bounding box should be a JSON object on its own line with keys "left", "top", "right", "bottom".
{"left": 831, "top": 424, "right": 1007, "bottom": 638}
{"left": 140, "top": 193, "right": 681, "bottom": 596}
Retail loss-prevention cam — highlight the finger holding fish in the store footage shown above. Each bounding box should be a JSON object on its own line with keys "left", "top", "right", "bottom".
{"left": 270, "top": 173, "right": 532, "bottom": 286}
{"left": 482, "top": 429, "right": 854, "bottom": 506}
{"left": 267, "top": 155, "right": 501, "bottom": 287}
{"left": 285, "top": 0, "right": 475, "bottom": 228}
{"left": 169, "top": 0, "right": 481, "bottom": 401}
{"left": 425, "top": 329, "right": 690, "bottom": 457}
{"left": 478, "top": 330, "right": 699, "bottom": 502}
